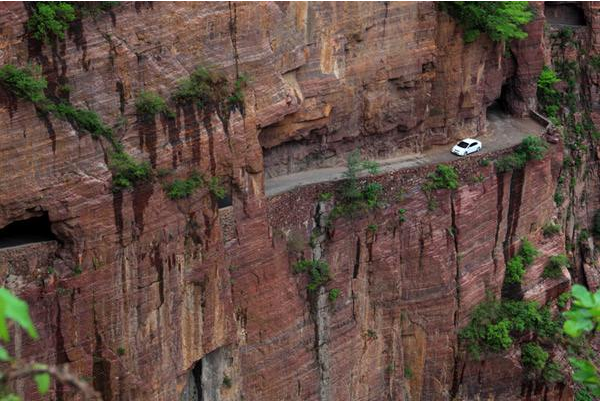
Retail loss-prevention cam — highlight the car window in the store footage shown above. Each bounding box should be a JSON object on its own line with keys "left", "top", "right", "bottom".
{"left": 457, "top": 141, "right": 469, "bottom": 148}
{"left": 470, "top": 142, "right": 477, "bottom": 147}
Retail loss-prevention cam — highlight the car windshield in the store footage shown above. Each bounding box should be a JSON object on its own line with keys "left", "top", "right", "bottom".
{"left": 457, "top": 141, "right": 469, "bottom": 148}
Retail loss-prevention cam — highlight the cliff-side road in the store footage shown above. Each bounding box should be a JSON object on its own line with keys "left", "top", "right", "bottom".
{"left": 265, "top": 112, "right": 545, "bottom": 197}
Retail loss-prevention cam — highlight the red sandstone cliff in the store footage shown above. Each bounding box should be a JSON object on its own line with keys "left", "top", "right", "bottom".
{"left": 0, "top": 2, "right": 598, "bottom": 400}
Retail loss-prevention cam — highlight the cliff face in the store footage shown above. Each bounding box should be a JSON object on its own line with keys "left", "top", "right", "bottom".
{"left": 0, "top": 2, "right": 597, "bottom": 400}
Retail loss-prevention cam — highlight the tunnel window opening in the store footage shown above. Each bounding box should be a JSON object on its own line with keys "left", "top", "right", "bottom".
{"left": 544, "top": 2, "right": 586, "bottom": 26}
{"left": 217, "top": 192, "right": 232, "bottom": 209}
{"left": 0, "top": 213, "right": 57, "bottom": 248}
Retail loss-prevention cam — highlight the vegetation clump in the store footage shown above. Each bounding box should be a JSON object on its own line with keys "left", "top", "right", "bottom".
{"left": 504, "top": 238, "right": 538, "bottom": 285}
{"left": 521, "top": 342, "right": 549, "bottom": 370}
{"left": 542, "top": 221, "right": 561, "bottom": 237}
{"left": 460, "top": 295, "right": 560, "bottom": 359}
{"left": 27, "top": 2, "right": 76, "bottom": 42}
{"left": 440, "top": 2, "right": 533, "bottom": 43}
{"left": 292, "top": 259, "right": 331, "bottom": 292}
{"left": 329, "top": 151, "right": 382, "bottom": 220}
{"left": 135, "top": 90, "right": 171, "bottom": 121}
{"left": 51, "top": 103, "right": 114, "bottom": 142}
{"left": 0, "top": 64, "right": 47, "bottom": 103}
{"left": 542, "top": 254, "right": 570, "bottom": 279}
{"left": 423, "top": 164, "right": 459, "bottom": 191}
{"left": 164, "top": 172, "right": 203, "bottom": 200}
{"left": 495, "top": 135, "right": 548, "bottom": 173}
{"left": 328, "top": 288, "right": 341, "bottom": 302}
{"left": 109, "top": 150, "right": 152, "bottom": 191}
{"left": 537, "top": 66, "right": 562, "bottom": 124}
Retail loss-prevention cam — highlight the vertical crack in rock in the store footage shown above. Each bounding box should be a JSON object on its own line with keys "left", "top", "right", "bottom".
{"left": 54, "top": 296, "right": 69, "bottom": 400}
{"left": 492, "top": 172, "right": 506, "bottom": 275}
{"left": 353, "top": 237, "right": 361, "bottom": 278}
{"left": 310, "top": 201, "right": 331, "bottom": 400}
{"left": 228, "top": 2, "right": 240, "bottom": 78}
{"left": 450, "top": 192, "right": 460, "bottom": 327}
{"left": 502, "top": 168, "right": 525, "bottom": 260}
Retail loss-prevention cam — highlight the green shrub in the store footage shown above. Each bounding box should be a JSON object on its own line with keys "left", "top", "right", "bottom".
{"left": 404, "top": 367, "right": 413, "bottom": 379}
{"left": 543, "top": 254, "right": 569, "bottom": 279}
{"left": 521, "top": 342, "right": 549, "bottom": 370}
{"left": 330, "top": 151, "right": 382, "bottom": 219}
{"left": 222, "top": 375, "right": 232, "bottom": 388}
{"left": 207, "top": 177, "right": 226, "bottom": 200}
{"left": 27, "top": 2, "right": 76, "bottom": 42}
{"left": 542, "top": 221, "right": 562, "bottom": 237}
{"left": 440, "top": 2, "right": 533, "bottom": 43}
{"left": 319, "top": 192, "right": 333, "bottom": 202}
{"left": 460, "top": 296, "right": 561, "bottom": 360}
{"left": 0, "top": 64, "right": 47, "bottom": 103}
{"left": 367, "top": 224, "right": 377, "bottom": 233}
{"left": 424, "top": 164, "right": 459, "bottom": 191}
{"left": 328, "top": 288, "right": 341, "bottom": 302}
{"left": 557, "top": 292, "right": 570, "bottom": 309}
{"left": 164, "top": 172, "right": 203, "bottom": 200}
{"left": 135, "top": 90, "right": 169, "bottom": 121}
{"left": 516, "top": 135, "right": 548, "bottom": 161}
{"left": 542, "top": 361, "right": 564, "bottom": 384}
{"left": 519, "top": 238, "right": 539, "bottom": 266}
{"left": 117, "top": 346, "right": 126, "bottom": 356}
{"left": 292, "top": 259, "right": 331, "bottom": 291}
{"left": 479, "top": 158, "right": 491, "bottom": 167}
{"left": 495, "top": 136, "right": 548, "bottom": 173}
{"left": 52, "top": 103, "right": 114, "bottom": 141}
{"left": 227, "top": 73, "right": 249, "bottom": 110}
{"left": 109, "top": 150, "right": 152, "bottom": 191}
{"left": 172, "top": 66, "right": 229, "bottom": 108}
{"left": 505, "top": 256, "right": 525, "bottom": 285}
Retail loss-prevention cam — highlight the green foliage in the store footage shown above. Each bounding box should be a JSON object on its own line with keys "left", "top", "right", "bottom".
{"left": 135, "top": 90, "right": 169, "bottom": 121}
{"left": 330, "top": 151, "right": 382, "bottom": 219}
{"left": 292, "top": 259, "right": 331, "bottom": 292}
{"left": 227, "top": 74, "right": 249, "bottom": 110}
{"left": 423, "top": 164, "right": 459, "bottom": 191}
{"left": 319, "top": 192, "right": 333, "bottom": 202}
{"left": 172, "top": 66, "right": 228, "bottom": 107}
{"left": 404, "top": 366, "right": 413, "bottom": 379}
{"left": 495, "top": 136, "right": 548, "bottom": 173}
{"left": 542, "top": 361, "right": 564, "bottom": 384}
{"left": 367, "top": 224, "right": 378, "bottom": 233}
{"left": 440, "top": 2, "right": 533, "bottom": 43}
{"left": 366, "top": 329, "right": 377, "bottom": 340}
{"left": 51, "top": 102, "right": 114, "bottom": 141}
{"left": 398, "top": 208, "right": 407, "bottom": 223}
{"left": 519, "top": 238, "right": 538, "bottom": 266}
{"left": 207, "top": 176, "right": 226, "bottom": 200}
{"left": 537, "top": 66, "right": 562, "bottom": 120}
{"left": 504, "top": 238, "right": 538, "bottom": 285}
{"left": 543, "top": 254, "right": 569, "bottom": 279}
{"left": 557, "top": 292, "right": 570, "bottom": 309}
{"left": 563, "top": 285, "right": 600, "bottom": 338}
{"left": 109, "top": 150, "right": 152, "bottom": 191}
{"left": 72, "top": 265, "right": 82, "bottom": 275}
{"left": 460, "top": 296, "right": 560, "bottom": 360}
{"left": 27, "top": 2, "right": 76, "bottom": 42}
{"left": 0, "top": 64, "right": 47, "bottom": 103}
{"left": 504, "top": 256, "right": 525, "bottom": 285}
{"left": 164, "top": 172, "right": 203, "bottom": 200}
{"left": 542, "top": 221, "right": 561, "bottom": 237}
{"left": 479, "top": 158, "right": 491, "bottom": 167}
{"left": 570, "top": 358, "right": 599, "bottom": 399}
{"left": 117, "top": 347, "right": 125, "bottom": 356}
{"left": 222, "top": 375, "right": 232, "bottom": 388}
{"left": 521, "top": 342, "right": 548, "bottom": 371}
{"left": 328, "top": 288, "right": 341, "bottom": 302}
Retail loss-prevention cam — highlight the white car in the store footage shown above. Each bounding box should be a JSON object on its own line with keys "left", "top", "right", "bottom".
{"left": 451, "top": 138, "right": 482, "bottom": 156}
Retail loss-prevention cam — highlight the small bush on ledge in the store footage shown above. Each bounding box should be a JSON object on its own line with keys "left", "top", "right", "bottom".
{"left": 543, "top": 254, "right": 570, "bottom": 279}
{"left": 135, "top": 90, "right": 170, "bottom": 121}
{"left": 504, "top": 238, "right": 539, "bottom": 285}
{"left": 27, "top": 2, "right": 76, "bottom": 43}
{"left": 109, "top": 150, "right": 152, "bottom": 191}
{"left": 496, "top": 135, "right": 548, "bottom": 173}
{"left": 292, "top": 259, "right": 331, "bottom": 292}
{"left": 164, "top": 172, "right": 203, "bottom": 200}
{"left": 423, "top": 164, "right": 459, "bottom": 191}
{"left": 0, "top": 64, "right": 48, "bottom": 103}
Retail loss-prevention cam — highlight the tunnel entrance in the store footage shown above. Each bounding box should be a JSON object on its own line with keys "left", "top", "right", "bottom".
{"left": 0, "top": 213, "right": 57, "bottom": 248}
{"left": 545, "top": 2, "right": 586, "bottom": 26}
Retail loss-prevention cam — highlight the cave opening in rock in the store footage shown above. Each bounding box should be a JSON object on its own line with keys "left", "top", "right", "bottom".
{"left": 487, "top": 84, "right": 511, "bottom": 121}
{"left": 0, "top": 212, "right": 57, "bottom": 248}
{"left": 181, "top": 360, "right": 203, "bottom": 401}
{"left": 217, "top": 192, "right": 232, "bottom": 209}
{"left": 544, "top": 2, "right": 586, "bottom": 26}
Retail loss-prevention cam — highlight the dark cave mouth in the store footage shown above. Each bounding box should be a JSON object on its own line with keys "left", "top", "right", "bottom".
{"left": 0, "top": 212, "right": 57, "bottom": 249}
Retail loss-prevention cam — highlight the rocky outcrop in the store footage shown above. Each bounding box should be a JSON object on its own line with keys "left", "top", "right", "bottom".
{"left": 0, "top": 1, "right": 597, "bottom": 400}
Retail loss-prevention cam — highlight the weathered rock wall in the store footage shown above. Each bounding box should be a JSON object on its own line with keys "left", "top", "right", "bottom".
{"left": 0, "top": 1, "right": 597, "bottom": 400}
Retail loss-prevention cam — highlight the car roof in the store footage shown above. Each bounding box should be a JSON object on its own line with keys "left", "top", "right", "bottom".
{"left": 460, "top": 138, "right": 479, "bottom": 142}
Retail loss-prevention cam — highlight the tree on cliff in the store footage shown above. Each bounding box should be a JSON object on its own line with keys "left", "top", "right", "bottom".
{"left": 441, "top": 2, "right": 534, "bottom": 43}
